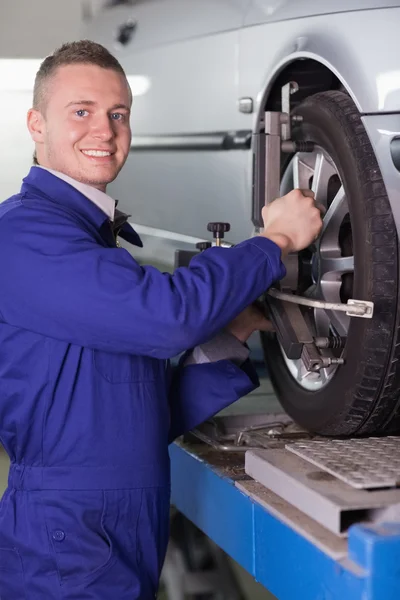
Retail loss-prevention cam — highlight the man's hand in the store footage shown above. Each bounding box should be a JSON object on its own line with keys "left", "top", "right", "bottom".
{"left": 225, "top": 301, "right": 273, "bottom": 344}
{"left": 261, "top": 189, "right": 324, "bottom": 255}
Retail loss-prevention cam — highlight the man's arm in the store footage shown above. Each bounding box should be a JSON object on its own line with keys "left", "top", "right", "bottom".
{"left": 184, "top": 329, "right": 251, "bottom": 366}
{"left": 0, "top": 205, "right": 284, "bottom": 359}
{"left": 167, "top": 355, "right": 259, "bottom": 443}
{"left": 168, "top": 303, "right": 271, "bottom": 442}
{"left": 0, "top": 189, "right": 321, "bottom": 359}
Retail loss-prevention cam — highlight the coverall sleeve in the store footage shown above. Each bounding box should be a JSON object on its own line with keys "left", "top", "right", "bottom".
{"left": 167, "top": 354, "right": 259, "bottom": 443}
{"left": 184, "top": 329, "right": 251, "bottom": 366}
{"left": 0, "top": 204, "right": 285, "bottom": 359}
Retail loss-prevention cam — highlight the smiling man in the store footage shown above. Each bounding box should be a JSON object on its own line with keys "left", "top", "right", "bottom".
{"left": 29, "top": 56, "right": 131, "bottom": 189}
{"left": 0, "top": 41, "right": 321, "bottom": 599}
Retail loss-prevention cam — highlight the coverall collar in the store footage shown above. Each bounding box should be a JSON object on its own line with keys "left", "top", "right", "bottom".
{"left": 21, "top": 166, "right": 143, "bottom": 247}
{"left": 36, "top": 165, "right": 117, "bottom": 222}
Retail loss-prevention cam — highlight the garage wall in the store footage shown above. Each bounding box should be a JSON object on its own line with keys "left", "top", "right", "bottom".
{"left": 0, "top": 0, "right": 104, "bottom": 58}
{"left": 0, "top": 0, "right": 106, "bottom": 199}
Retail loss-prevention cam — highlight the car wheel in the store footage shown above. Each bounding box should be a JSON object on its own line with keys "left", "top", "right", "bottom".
{"left": 261, "top": 90, "right": 400, "bottom": 436}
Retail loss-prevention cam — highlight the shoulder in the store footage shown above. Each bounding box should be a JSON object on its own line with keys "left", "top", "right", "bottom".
{"left": 0, "top": 191, "right": 66, "bottom": 225}
{"left": 0, "top": 191, "right": 92, "bottom": 252}
{"left": 0, "top": 194, "right": 23, "bottom": 220}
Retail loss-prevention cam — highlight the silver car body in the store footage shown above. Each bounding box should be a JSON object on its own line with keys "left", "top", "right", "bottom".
{"left": 84, "top": 1, "right": 400, "bottom": 267}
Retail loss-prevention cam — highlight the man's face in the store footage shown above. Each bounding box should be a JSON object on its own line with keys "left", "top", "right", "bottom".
{"left": 28, "top": 64, "right": 132, "bottom": 191}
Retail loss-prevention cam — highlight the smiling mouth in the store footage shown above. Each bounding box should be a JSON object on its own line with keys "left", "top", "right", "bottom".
{"left": 81, "top": 150, "right": 114, "bottom": 158}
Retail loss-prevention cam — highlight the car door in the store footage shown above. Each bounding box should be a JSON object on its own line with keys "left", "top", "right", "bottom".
{"left": 84, "top": 0, "right": 251, "bottom": 268}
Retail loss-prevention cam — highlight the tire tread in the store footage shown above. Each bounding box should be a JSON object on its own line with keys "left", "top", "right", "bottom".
{"left": 316, "top": 91, "right": 400, "bottom": 434}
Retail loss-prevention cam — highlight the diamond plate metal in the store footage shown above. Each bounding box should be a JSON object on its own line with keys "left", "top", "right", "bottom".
{"left": 286, "top": 436, "right": 400, "bottom": 489}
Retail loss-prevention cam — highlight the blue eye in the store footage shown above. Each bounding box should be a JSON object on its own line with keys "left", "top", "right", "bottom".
{"left": 76, "top": 109, "right": 88, "bottom": 117}
{"left": 111, "top": 113, "right": 124, "bottom": 121}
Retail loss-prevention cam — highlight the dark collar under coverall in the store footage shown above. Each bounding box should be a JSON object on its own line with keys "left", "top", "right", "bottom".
{"left": 0, "top": 167, "right": 285, "bottom": 599}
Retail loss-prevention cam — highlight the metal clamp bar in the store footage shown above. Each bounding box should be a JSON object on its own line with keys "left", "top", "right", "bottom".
{"left": 264, "top": 112, "right": 282, "bottom": 206}
{"left": 267, "top": 288, "right": 374, "bottom": 318}
{"left": 189, "top": 416, "right": 302, "bottom": 452}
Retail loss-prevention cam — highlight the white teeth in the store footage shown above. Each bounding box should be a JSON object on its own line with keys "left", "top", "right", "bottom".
{"left": 82, "top": 150, "right": 111, "bottom": 157}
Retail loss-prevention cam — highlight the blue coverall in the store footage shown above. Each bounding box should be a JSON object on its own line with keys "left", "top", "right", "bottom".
{"left": 0, "top": 167, "right": 285, "bottom": 599}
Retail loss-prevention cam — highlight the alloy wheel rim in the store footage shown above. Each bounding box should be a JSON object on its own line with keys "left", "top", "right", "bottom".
{"left": 279, "top": 145, "right": 353, "bottom": 391}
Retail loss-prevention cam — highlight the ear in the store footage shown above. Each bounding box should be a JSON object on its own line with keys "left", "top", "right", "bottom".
{"left": 27, "top": 108, "right": 45, "bottom": 143}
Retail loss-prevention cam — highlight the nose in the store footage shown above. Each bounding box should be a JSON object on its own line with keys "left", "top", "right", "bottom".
{"left": 91, "top": 113, "right": 115, "bottom": 141}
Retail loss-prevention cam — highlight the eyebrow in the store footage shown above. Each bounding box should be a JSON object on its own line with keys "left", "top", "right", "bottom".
{"left": 65, "top": 100, "right": 130, "bottom": 111}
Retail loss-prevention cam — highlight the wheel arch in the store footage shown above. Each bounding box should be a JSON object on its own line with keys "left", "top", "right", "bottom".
{"left": 249, "top": 49, "right": 400, "bottom": 237}
{"left": 254, "top": 50, "right": 367, "bottom": 134}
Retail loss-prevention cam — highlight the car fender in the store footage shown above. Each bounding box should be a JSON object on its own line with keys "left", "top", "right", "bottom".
{"left": 242, "top": 18, "right": 400, "bottom": 233}
{"left": 238, "top": 7, "right": 400, "bottom": 136}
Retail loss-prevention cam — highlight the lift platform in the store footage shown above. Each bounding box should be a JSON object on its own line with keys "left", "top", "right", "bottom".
{"left": 169, "top": 405, "right": 400, "bottom": 600}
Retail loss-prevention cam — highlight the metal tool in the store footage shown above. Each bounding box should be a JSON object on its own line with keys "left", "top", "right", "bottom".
{"left": 189, "top": 412, "right": 310, "bottom": 452}
{"left": 254, "top": 81, "right": 375, "bottom": 372}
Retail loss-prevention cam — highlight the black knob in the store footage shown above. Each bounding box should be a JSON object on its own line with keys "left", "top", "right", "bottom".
{"left": 207, "top": 222, "right": 231, "bottom": 235}
{"left": 207, "top": 222, "right": 230, "bottom": 246}
{"left": 196, "top": 241, "right": 212, "bottom": 251}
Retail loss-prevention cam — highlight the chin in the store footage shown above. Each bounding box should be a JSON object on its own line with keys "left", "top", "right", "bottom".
{"left": 83, "top": 168, "right": 120, "bottom": 189}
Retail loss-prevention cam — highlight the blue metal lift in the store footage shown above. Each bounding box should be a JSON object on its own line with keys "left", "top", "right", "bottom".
{"left": 169, "top": 439, "right": 400, "bottom": 600}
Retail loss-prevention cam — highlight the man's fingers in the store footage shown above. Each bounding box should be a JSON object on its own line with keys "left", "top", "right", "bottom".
{"left": 247, "top": 302, "right": 275, "bottom": 332}
{"left": 299, "top": 189, "right": 315, "bottom": 199}
{"left": 299, "top": 189, "right": 326, "bottom": 215}
{"left": 258, "top": 318, "right": 275, "bottom": 332}
{"left": 262, "top": 187, "right": 326, "bottom": 253}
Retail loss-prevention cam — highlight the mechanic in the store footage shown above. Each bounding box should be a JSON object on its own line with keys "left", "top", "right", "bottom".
{"left": 0, "top": 40, "right": 322, "bottom": 599}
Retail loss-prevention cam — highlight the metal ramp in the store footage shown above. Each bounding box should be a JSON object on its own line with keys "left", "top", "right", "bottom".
{"left": 188, "top": 412, "right": 400, "bottom": 537}
{"left": 170, "top": 429, "right": 400, "bottom": 600}
{"left": 245, "top": 436, "right": 400, "bottom": 536}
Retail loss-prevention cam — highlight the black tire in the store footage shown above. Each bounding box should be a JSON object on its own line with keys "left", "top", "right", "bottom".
{"left": 262, "top": 90, "right": 400, "bottom": 436}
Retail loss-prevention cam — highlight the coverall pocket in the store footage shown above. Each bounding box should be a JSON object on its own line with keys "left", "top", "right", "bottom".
{"left": 0, "top": 547, "right": 26, "bottom": 599}
{"left": 44, "top": 490, "right": 115, "bottom": 588}
{"left": 93, "top": 349, "right": 159, "bottom": 383}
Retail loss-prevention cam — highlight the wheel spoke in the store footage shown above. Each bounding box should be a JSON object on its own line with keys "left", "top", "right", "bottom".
{"left": 296, "top": 364, "right": 305, "bottom": 383}
{"left": 304, "top": 284, "right": 318, "bottom": 298}
{"left": 311, "top": 152, "right": 336, "bottom": 203}
{"left": 314, "top": 308, "right": 331, "bottom": 337}
{"left": 319, "top": 368, "right": 328, "bottom": 386}
{"left": 293, "top": 154, "right": 314, "bottom": 189}
{"left": 319, "top": 276, "right": 349, "bottom": 327}
{"left": 319, "top": 186, "right": 348, "bottom": 250}
{"left": 297, "top": 363, "right": 315, "bottom": 384}
{"left": 320, "top": 254, "right": 354, "bottom": 277}
{"left": 327, "top": 310, "right": 349, "bottom": 338}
